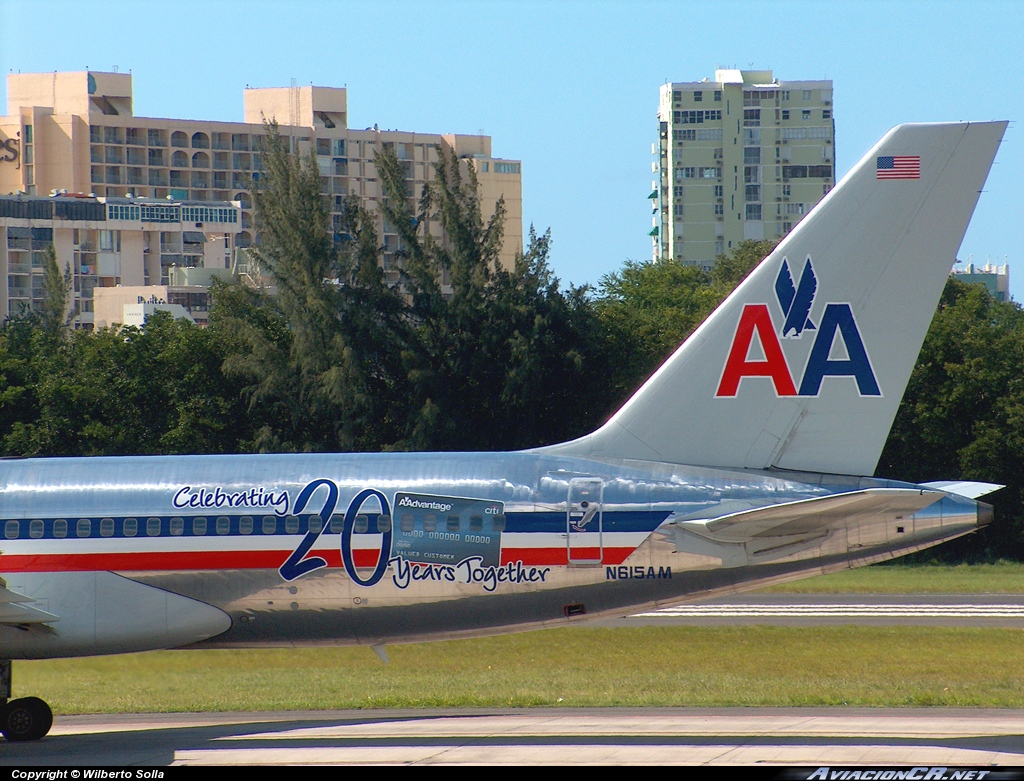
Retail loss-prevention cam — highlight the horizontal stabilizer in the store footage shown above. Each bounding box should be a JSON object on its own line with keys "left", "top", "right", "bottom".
{"left": 678, "top": 488, "right": 941, "bottom": 543}
{"left": 0, "top": 584, "right": 58, "bottom": 625}
{"left": 922, "top": 480, "right": 1003, "bottom": 499}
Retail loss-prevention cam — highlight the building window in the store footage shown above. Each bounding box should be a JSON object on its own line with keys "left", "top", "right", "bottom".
{"left": 693, "top": 91, "right": 702, "bottom": 102}
{"left": 673, "top": 185, "right": 683, "bottom": 197}
{"left": 746, "top": 203, "right": 762, "bottom": 220}
{"left": 714, "top": 90, "right": 722, "bottom": 102}
{"left": 823, "top": 109, "right": 831, "bottom": 120}
{"left": 700, "top": 167, "right": 721, "bottom": 179}
{"left": 493, "top": 162, "right": 520, "bottom": 174}
{"left": 781, "top": 109, "right": 790, "bottom": 121}
{"left": 745, "top": 185, "right": 760, "bottom": 202}
{"left": 802, "top": 90, "right": 812, "bottom": 100}
{"left": 715, "top": 203, "right": 724, "bottom": 215}
{"left": 802, "top": 110, "right": 811, "bottom": 120}
{"left": 714, "top": 185, "right": 723, "bottom": 197}
{"left": 673, "top": 204, "right": 683, "bottom": 216}
{"left": 672, "top": 90, "right": 681, "bottom": 102}
{"left": 743, "top": 147, "right": 760, "bottom": 165}
{"left": 744, "top": 166, "right": 759, "bottom": 184}
{"left": 743, "top": 109, "right": 761, "bottom": 127}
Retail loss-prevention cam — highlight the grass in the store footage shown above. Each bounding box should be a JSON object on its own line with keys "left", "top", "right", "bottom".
{"left": 760, "top": 561, "right": 1024, "bottom": 594}
{"left": 18, "top": 625, "right": 1024, "bottom": 714}
{"left": 17, "top": 563, "right": 1024, "bottom": 715}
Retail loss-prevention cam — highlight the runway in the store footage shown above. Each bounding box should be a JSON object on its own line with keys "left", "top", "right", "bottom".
{"left": 6, "top": 595, "right": 1024, "bottom": 765}
{"left": 606, "top": 594, "right": 1024, "bottom": 627}
{"left": 4, "top": 708, "right": 1024, "bottom": 765}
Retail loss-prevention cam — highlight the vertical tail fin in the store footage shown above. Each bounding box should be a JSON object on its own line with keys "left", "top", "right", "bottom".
{"left": 543, "top": 121, "right": 1006, "bottom": 475}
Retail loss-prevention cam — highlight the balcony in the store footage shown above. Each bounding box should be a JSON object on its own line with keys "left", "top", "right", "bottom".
{"left": 127, "top": 148, "right": 146, "bottom": 166}
{"left": 148, "top": 170, "right": 168, "bottom": 187}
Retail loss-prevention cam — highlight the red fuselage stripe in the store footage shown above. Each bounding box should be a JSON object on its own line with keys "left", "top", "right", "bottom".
{"left": 0, "top": 546, "right": 638, "bottom": 572}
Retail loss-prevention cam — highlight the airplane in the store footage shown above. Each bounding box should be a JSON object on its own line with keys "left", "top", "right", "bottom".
{"left": 0, "top": 120, "right": 1007, "bottom": 741}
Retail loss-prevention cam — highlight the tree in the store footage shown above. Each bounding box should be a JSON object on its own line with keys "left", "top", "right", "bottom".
{"left": 214, "top": 122, "right": 413, "bottom": 452}
{"left": 39, "top": 243, "right": 75, "bottom": 336}
{"left": 593, "top": 240, "right": 778, "bottom": 410}
{"left": 877, "top": 279, "right": 1024, "bottom": 560}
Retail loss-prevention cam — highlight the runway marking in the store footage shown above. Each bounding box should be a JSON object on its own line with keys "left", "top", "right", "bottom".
{"left": 633, "top": 604, "right": 1024, "bottom": 618}
{"left": 172, "top": 744, "right": 1024, "bottom": 766}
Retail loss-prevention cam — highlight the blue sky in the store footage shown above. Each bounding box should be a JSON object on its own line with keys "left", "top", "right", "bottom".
{"left": 2, "top": 0, "right": 1021, "bottom": 296}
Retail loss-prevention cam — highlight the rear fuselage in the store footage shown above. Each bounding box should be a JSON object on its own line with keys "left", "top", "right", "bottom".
{"left": 0, "top": 452, "right": 982, "bottom": 658}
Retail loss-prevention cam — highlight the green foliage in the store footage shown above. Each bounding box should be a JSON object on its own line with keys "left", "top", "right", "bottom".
{"left": 0, "top": 312, "right": 246, "bottom": 457}
{"left": 593, "top": 240, "right": 777, "bottom": 405}
{"left": 877, "top": 279, "right": 1024, "bottom": 560}
{"left": 40, "top": 243, "right": 75, "bottom": 336}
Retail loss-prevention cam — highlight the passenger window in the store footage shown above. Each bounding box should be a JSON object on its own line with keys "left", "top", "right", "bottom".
{"left": 216, "top": 516, "right": 230, "bottom": 535}
{"left": 377, "top": 515, "right": 392, "bottom": 533}
{"left": 4, "top": 520, "right": 19, "bottom": 540}
{"left": 100, "top": 518, "right": 115, "bottom": 537}
{"left": 470, "top": 514, "right": 483, "bottom": 532}
{"left": 170, "top": 517, "right": 184, "bottom": 536}
{"left": 191, "top": 517, "right": 206, "bottom": 536}
{"left": 53, "top": 519, "right": 67, "bottom": 539}
{"left": 29, "top": 520, "right": 43, "bottom": 539}
{"left": 239, "top": 516, "right": 253, "bottom": 535}
{"left": 330, "top": 514, "right": 344, "bottom": 533}
{"left": 262, "top": 516, "right": 277, "bottom": 535}
{"left": 423, "top": 513, "right": 437, "bottom": 532}
{"left": 147, "top": 517, "right": 161, "bottom": 536}
{"left": 77, "top": 518, "right": 92, "bottom": 538}
{"left": 447, "top": 515, "right": 460, "bottom": 532}
{"left": 308, "top": 515, "right": 322, "bottom": 534}
{"left": 401, "top": 514, "right": 414, "bottom": 532}
{"left": 354, "top": 514, "right": 369, "bottom": 533}
{"left": 123, "top": 518, "right": 138, "bottom": 537}
{"left": 285, "top": 515, "right": 299, "bottom": 534}
{"left": 492, "top": 514, "right": 506, "bottom": 532}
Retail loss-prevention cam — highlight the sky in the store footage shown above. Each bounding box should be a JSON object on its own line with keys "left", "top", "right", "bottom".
{"left": 1, "top": 0, "right": 1021, "bottom": 295}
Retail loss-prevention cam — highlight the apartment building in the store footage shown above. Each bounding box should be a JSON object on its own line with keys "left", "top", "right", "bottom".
{"left": 653, "top": 69, "right": 834, "bottom": 268}
{"left": 0, "top": 193, "right": 238, "bottom": 327}
{"left": 0, "top": 71, "right": 523, "bottom": 279}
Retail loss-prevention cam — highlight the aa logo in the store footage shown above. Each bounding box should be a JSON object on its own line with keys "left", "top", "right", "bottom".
{"left": 716, "top": 257, "right": 881, "bottom": 398}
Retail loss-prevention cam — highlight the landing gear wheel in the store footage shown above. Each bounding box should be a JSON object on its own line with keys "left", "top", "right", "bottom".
{"left": 1, "top": 697, "right": 53, "bottom": 741}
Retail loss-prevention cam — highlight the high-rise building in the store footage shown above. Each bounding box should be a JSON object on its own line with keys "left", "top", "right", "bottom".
{"left": 952, "top": 260, "right": 1010, "bottom": 302}
{"left": 0, "top": 71, "right": 523, "bottom": 281}
{"left": 653, "top": 69, "right": 834, "bottom": 268}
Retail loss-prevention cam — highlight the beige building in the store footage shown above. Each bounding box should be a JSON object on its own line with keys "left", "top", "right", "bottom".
{"left": 0, "top": 71, "right": 523, "bottom": 279}
{"left": 654, "top": 69, "right": 835, "bottom": 267}
{"left": 0, "top": 193, "right": 239, "bottom": 327}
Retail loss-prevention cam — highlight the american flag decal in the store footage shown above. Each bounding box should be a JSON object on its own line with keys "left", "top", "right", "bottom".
{"left": 877, "top": 155, "right": 921, "bottom": 180}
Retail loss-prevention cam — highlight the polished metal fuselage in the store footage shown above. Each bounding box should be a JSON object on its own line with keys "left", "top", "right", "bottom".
{"left": 0, "top": 452, "right": 981, "bottom": 657}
